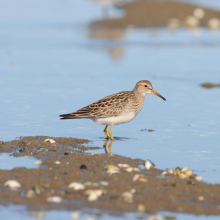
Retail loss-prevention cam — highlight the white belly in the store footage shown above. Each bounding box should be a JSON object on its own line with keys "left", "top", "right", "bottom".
{"left": 91, "top": 112, "right": 136, "bottom": 126}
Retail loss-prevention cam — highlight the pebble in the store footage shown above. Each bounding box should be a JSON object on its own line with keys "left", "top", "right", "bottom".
{"left": 55, "top": 161, "right": 61, "bottom": 164}
{"left": 35, "top": 160, "right": 42, "bottom": 165}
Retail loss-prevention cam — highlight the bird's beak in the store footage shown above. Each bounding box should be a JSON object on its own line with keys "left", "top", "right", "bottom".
{"left": 151, "top": 89, "right": 166, "bottom": 101}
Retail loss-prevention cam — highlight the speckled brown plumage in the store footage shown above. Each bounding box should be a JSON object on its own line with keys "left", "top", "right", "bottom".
{"left": 60, "top": 80, "right": 166, "bottom": 140}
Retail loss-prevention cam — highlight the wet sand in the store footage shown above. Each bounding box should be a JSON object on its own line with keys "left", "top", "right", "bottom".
{"left": 0, "top": 136, "right": 220, "bottom": 216}
{"left": 91, "top": 0, "right": 220, "bottom": 28}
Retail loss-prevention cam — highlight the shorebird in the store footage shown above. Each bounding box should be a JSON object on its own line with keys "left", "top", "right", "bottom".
{"left": 60, "top": 80, "right": 166, "bottom": 140}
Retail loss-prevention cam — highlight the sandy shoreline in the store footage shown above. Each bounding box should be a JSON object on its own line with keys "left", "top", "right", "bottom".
{"left": 0, "top": 136, "right": 220, "bottom": 216}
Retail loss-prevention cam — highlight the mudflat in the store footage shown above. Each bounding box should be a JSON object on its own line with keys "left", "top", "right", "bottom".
{"left": 0, "top": 136, "right": 220, "bottom": 216}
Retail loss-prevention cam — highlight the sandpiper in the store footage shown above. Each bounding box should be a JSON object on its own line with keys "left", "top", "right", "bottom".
{"left": 60, "top": 80, "right": 166, "bottom": 140}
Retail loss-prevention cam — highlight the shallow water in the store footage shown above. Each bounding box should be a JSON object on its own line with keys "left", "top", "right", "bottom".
{"left": 0, "top": 0, "right": 220, "bottom": 218}
{"left": 1, "top": 205, "right": 220, "bottom": 220}
{"left": 0, "top": 153, "right": 38, "bottom": 169}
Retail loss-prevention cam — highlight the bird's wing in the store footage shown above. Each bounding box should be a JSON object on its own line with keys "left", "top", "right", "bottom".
{"left": 60, "top": 91, "right": 131, "bottom": 119}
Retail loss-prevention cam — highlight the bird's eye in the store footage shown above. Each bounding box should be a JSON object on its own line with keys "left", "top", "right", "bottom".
{"left": 144, "top": 85, "right": 148, "bottom": 87}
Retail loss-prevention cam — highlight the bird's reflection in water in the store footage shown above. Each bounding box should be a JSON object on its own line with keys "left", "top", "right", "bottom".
{"left": 102, "top": 137, "right": 130, "bottom": 154}
{"left": 103, "top": 139, "right": 114, "bottom": 154}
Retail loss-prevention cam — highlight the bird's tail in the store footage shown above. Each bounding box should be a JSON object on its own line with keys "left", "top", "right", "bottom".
{"left": 59, "top": 114, "right": 81, "bottom": 119}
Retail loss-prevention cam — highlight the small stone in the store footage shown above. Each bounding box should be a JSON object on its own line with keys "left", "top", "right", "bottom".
{"left": 55, "top": 161, "right": 61, "bottom": 164}
{"left": 64, "top": 152, "right": 69, "bottom": 155}
{"left": 80, "top": 164, "right": 87, "bottom": 169}
{"left": 47, "top": 196, "right": 62, "bottom": 203}
{"left": 35, "top": 160, "right": 42, "bottom": 165}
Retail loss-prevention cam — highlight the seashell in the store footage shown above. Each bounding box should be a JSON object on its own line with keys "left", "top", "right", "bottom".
{"left": 137, "top": 203, "right": 146, "bottom": 213}
{"left": 181, "top": 167, "right": 188, "bottom": 174}
{"left": 47, "top": 196, "right": 62, "bottom": 203}
{"left": 107, "top": 169, "right": 121, "bottom": 175}
{"left": 33, "top": 212, "right": 44, "bottom": 218}
{"left": 122, "top": 191, "right": 133, "bottom": 203}
{"left": 4, "top": 180, "right": 21, "bottom": 189}
{"left": 99, "top": 181, "right": 108, "bottom": 186}
{"left": 186, "top": 170, "right": 193, "bottom": 177}
{"left": 133, "top": 168, "right": 140, "bottom": 172}
{"left": 179, "top": 173, "right": 187, "bottom": 179}
{"left": 130, "top": 189, "right": 136, "bottom": 194}
{"left": 208, "top": 18, "right": 220, "bottom": 30}
{"left": 175, "top": 167, "right": 181, "bottom": 176}
{"left": 193, "top": 8, "right": 205, "bottom": 19}
{"left": 118, "top": 164, "right": 130, "bottom": 168}
{"left": 104, "top": 165, "right": 119, "bottom": 170}
{"left": 84, "top": 182, "right": 92, "bottom": 186}
{"left": 85, "top": 189, "right": 104, "bottom": 201}
{"left": 195, "top": 175, "right": 203, "bottom": 181}
{"left": 125, "top": 167, "right": 133, "bottom": 172}
{"left": 185, "top": 16, "right": 200, "bottom": 28}
{"left": 168, "top": 18, "right": 180, "bottom": 30}
{"left": 145, "top": 159, "right": 156, "bottom": 170}
{"left": 55, "top": 161, "right": 61, "bottom": 164}
{"left": 198, "top": 196, "right": 204, "bottom": 201}
{"left": 161, "top": 171, "right": 167, "bottom": 175}
{"left": 71, "top": 212, "right": 81, "bottom": 220}
{"left": 44, "top": 139, "right": 56, "bottom": 144}
{"left": 148, "top": 214, "right": 163, "bottom": 220}
{"left": 168, "top": 168, "right": 174, "bottom": 175}
{"left": 35, "top": 160, "right": 42, "bottom": 165}
{"left": 132, "top": 174, "right": 148, "bottom": 182}
{"left": 26, "top": 189, "right": 35, "bottom": 198}
{"left": 68, "top": 182, "right": 85, "bottom": 190}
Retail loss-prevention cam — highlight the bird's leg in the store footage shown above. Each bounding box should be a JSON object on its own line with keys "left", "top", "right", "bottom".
{"left": 108, "top": 139, "right": 113, "bottom": 155}
{"left": 108, "top": 125, "right": 114, "bottom": 140}
{"left": 103, "top": 139, "right": 108, "bottom": 154}
{"left": 104, "top": 125, "right": 109, "bottom": 139}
